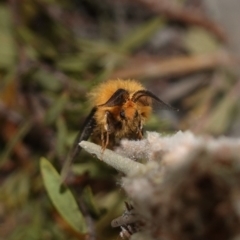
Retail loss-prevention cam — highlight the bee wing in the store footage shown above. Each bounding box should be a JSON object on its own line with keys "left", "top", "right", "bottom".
{"left": 60, "top": 107, "right": 97, "bottom": 183}
{"left": 98, "top": 88, "right": 129, "bottom": 107}
{"left": 132, "top": 90, "right": 177, "bottom": 111}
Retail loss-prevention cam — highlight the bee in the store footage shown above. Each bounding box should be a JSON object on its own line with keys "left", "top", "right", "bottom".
{"left": 61, "top": 79, "right": 174, "bottom": 181}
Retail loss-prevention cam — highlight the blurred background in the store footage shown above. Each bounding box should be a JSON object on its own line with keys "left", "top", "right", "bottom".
{"left": 0, "top": 0, "right": 240, "bottom": 239}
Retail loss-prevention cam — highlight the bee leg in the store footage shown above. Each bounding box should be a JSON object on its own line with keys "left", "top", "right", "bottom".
{"left": 101, "top": 130, "right": 104, "bottom": 144}
{"left": 104, "top": 131, "right": 109, "bottom": 149}
{"left": 138, "top": 130, "right": 143, "bottom": 139}
{"left": 100, "top": 131, "right": 105, "bottom": 159}
{"left": 100, "top": 130, "right": 109, "bottom": 159}
{"left": 137, "top": 121, "right": 143, "bottom": 139}
{"left": 101, "top": 132, "right": 109, "bottom": 151}
{"left": 102, "top": 110, "right": 112, "bottom": 150}
{"left": 100, "top": 110, "right": 114, "bottom": 157}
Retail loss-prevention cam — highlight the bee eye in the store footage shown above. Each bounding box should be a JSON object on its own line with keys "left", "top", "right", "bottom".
{"left": 120, "top": 110, "right": 125, "bottom": 119}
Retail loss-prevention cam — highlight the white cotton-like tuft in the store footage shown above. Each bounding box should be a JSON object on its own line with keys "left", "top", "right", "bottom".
{"left": 116, "top": 131, "right": 240, "bottom": 240}
{"left": 81, "top": 131, "right": 240, "bottom": 239}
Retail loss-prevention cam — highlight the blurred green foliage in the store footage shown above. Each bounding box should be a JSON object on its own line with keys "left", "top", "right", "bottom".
{"left": 0, "top": 0, "right": 240, "bottom": 239}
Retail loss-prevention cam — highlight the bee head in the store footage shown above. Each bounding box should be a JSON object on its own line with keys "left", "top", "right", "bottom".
{"left": 120, "top": 101, "right": 138, "bottom": 121}
{"left": 98, "top": 88, "right": 173, "bottom": 136}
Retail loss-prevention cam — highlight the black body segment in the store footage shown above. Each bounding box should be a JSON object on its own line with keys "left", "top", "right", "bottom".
{"left": 60, "top": 107, "right": 97, "bottom": 182}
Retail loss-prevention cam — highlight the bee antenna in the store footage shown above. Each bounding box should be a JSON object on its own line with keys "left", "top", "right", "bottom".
{"left": 98, "top": 88, "right": 129, "bottom": 107}
{"left": 132, "top": 90, "right": 177, "bottom": 111}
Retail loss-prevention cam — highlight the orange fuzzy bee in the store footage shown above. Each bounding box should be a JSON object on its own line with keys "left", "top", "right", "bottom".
{"left": 61, "top": 79, "right": 174, "bottom": 180}
{"left": 83, "top": 79, "right": 174, "bottom": 149}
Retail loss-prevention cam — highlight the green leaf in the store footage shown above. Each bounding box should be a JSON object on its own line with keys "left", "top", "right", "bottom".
{"left": 40, "top": 157, "right": 87, "bottom": 233}
{"left": 33, "top": 69, "right": 62, "bottom": 91}
{"left": 0, "top": 5, "right": 16, "bottom": 69}
{"left": 72, "top": 162, "right": 103, "bottom": 178}
{"left": 82, "top": 186, "right": 102, "bottom": 218}
{"left": 0, "top": 170, "right": 30, "bottom": 208}
{"left": 56, "top": 117, "right": 68, "bottom": 158}
{"left": 118, "top": 17, "right": 164, "bottom": 52}
{"left": 57, "top": 54, "right": 90, "bottom": 72}
{"left": 0, "top": 119, "right": 33, "bottom": 167}
{"left": 45, "top": 93, "right": 68, "bottom": 125}
{"left": 204, "top": 95, "right": 237, "bottom": 135}
{"left": 184, "top": 27, "right": 220, "bottom": 54}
